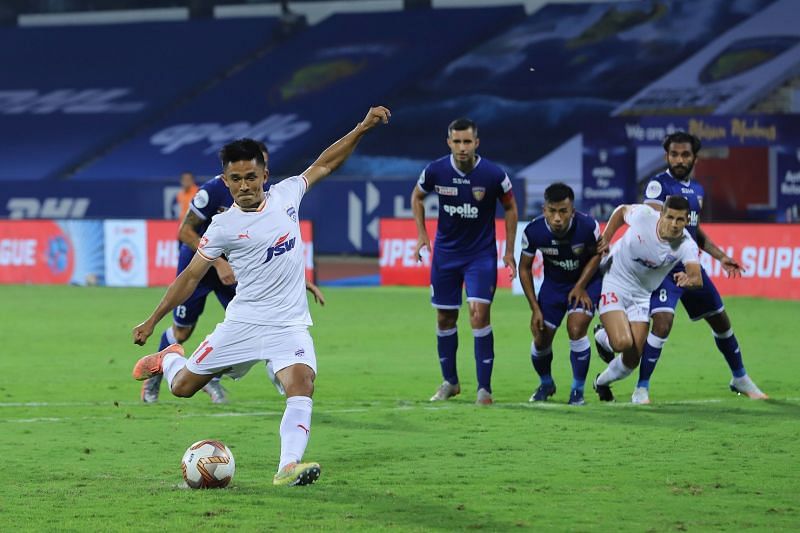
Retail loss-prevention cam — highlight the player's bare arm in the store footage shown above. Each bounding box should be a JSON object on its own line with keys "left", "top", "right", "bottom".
{"left": 411, "top": 185, "right": 431, "bottom": 261}
{"left": 179, "top": 209, "right": 235, "bottom": 284}
{"left": 306, "top": 280, "right": 325, "bottom": 306}
{"left": 178, "top": 210, "right": 204, "bottom": 251}
{"left": 132, "top": 253, "right": 213, "bottom": 345}
{"left": 696, "top": 225, "right": 743, "bottom": 278}
{"left": 502, "top": 195, "right": 518, "bottom": 280}
{"left": 303, "top": 106, "right": 391, "bottom": 189}
{"left": 599, "top": 204, "right": 630, "bottom": 252}
{"left": 568, "top": 254, "right": 601, "bottom": 310}
{"left": 518, "top": 252, "right": 544, "bottom": 332}
{"left": 674, "top": 261, "right": 703, "bottom": 289}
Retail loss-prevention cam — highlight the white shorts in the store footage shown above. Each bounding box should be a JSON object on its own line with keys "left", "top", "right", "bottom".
{"left": 598, "top": 276, "right": 650, "bottom": 323}
{"left": 184, "top": 320, "right": 317, "bottom": 380}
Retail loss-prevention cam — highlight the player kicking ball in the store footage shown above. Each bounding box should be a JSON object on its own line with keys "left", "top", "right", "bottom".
{"left": 592, "top": 196, "right": 701, "bottom": 401}
{"left": 131, "top": 106, "right": 390, "bottom": 486}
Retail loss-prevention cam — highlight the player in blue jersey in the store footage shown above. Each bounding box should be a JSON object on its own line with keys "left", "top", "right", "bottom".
{"left": 518, "top": 183, "right": 603, "bottom": 406}
{"left": 140, "top": 143, "right": 325, "bottom": 403}
{"left": 594, "top": 132, "right": 767, "bottom": 404}
{"left": 412, "top": 118, "right": 518, "bottom": 405}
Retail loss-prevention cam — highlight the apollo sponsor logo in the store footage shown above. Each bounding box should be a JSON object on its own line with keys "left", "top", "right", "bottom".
{"left": 0, "top": 239, "right": 37, "bottom": 266}
{"left": 443, "top": 203, "right": 478, "bottom": 219}
{"left": 0, "top": 89, "right": 145, "bottom": 114}
{"left": 150, "top": 114, "right": 311, "bottom": 155}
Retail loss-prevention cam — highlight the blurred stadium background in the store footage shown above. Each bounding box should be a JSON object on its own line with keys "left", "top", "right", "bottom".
{"left": 0, "top": 0, "right": 798, "bottom": 295}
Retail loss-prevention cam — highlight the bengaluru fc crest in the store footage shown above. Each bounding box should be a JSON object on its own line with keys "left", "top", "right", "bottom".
{"left": 472, "top": 187, "right": 486, "bottom": 201}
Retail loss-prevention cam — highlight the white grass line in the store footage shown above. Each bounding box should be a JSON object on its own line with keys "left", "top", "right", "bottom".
{"left": 3, "top": 399, "right": 796, "bottom": 424}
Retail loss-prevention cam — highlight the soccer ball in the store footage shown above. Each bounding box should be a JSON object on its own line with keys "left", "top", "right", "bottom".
{"left": 181, "top": 440, "right": 235, "bottom": 489}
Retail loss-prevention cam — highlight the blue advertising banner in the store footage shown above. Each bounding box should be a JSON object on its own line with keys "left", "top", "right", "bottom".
{"left": 69, "top": 7, "right": 524, "bottom": 181}
{"left": 0, "top": 181, "right": 179, "bottom": 219}
{"left": 301, "top": 177, "right": 525, "bottom": 255}
{"left": 0, "top": 18, "right": 279, "bottom": 181}
{"left": 581, "top": 144, "right": 636, "bottom": 220}
{"left": 776, "top": 146, "right": 800, "bottom": 223}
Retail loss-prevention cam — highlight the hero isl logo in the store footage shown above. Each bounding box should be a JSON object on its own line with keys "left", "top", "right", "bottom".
{"left": 113, "top": 239, "right": 139, "bottom": 280}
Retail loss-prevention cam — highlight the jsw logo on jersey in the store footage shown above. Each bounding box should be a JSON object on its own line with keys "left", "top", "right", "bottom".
{"left": 443, "top": 203, "right": 478, "bottom": 219}
{"left": 263, "top": 232, "right": 296, "bottom": 264}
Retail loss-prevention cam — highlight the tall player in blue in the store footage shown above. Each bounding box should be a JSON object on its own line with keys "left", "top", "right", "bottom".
{"left": 141, "top": 144, "right": 325, "bottom": 403}
{"left": 594, "top": 132, "right": 768, "bottom": 404}
{"left": 412, "top": 118, "right": 518, "bottom": 405}
{"left": 519, "top": 183, "right": 603, "bottom": 405}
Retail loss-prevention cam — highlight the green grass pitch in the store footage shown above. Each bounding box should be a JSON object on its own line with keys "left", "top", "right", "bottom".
{"left": 1, "top": 285, "right": 798, "bottom": 531}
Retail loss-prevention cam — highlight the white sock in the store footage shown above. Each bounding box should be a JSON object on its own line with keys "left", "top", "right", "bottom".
{"left": 278, "top": 396, "right": 313, "bottom": 471}
{"left": 595, "top": 327, "right": 612, "bottom": 352}
{"left": 162, "top": 353, "right": 186, "bottom": 390}
{"left": 597, "top": 355, "right": 634, "bottom": 386}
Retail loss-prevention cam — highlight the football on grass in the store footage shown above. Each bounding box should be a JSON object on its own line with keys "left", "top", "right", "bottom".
{"left": 181, "top": 440, "right": 235, "bottom": 489}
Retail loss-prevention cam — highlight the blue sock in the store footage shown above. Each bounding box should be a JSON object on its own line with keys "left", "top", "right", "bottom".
{"left": 531, "top": 343, "right": 553, "bottom": 385}
{"left": 436, "top": 327, "right": 459, "bottom": 385}
{"left": 158, "top": 328, "right": 172, "bottom": 351}
{"left": 569, "top": 337, "right": 591, "bottom": 391}
{"left": 473, "top": 326, "right": 494, "bottom": 392}
{"left": 713, "top": 329, "right": 746, "bottom": 378}
{"left": 637, "top": 333, "right": 667, "bottom": 388}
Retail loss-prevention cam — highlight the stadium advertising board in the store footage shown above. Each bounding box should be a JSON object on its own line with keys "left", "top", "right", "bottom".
{"left": 776, "top": 146, "right": 800, "bottom": 223}
{"left": 379, "top": 219, "right": 527, "bottom": 290}
{"left": 146, "top": 220, "right": 314, "bottom": 286}
{"left": 0, "top": 180, "right": 181, "bottom": 220}
{"left": 378, "top": 219, "right": 800, "bottom": 300}
{"left": 0, "top": 220, "right": 314, "bottom": 286}
{"left": 0, "top": 220, "right": 104, "bottom": 285}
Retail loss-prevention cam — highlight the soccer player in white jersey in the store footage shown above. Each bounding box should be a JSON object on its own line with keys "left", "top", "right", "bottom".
{"left": 130, "top": 106, "right": 391, "bottom": 487}
{"left": 592, "top": 195, "right": 702, "bottom": 402}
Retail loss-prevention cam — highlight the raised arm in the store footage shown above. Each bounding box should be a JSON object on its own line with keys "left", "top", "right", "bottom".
{"left": 132, "top": 254, "right": 213, "bottom": 345}
{"left": 303, "top": 106, "right": 391, "bottom": 190}
{"left": 502, "top": 195, "right": 518, "bottom": 280}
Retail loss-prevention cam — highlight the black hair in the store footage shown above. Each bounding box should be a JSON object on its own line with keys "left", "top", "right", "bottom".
{"left": 544, "top": 182, "right": 575, "bottom": 203}
{"left": 663, "top": 195, "right": 691, "bottom": 214}
{"left": 254, "top": 140, "right": 270, "bottom": 156}
{"left": 448, "top": 118, "right": 477, "bottom": 136}
{"left": 219, "top": 138, "right": 265, "bottom": 169}
{"left": 662, "top": 132, "right": 701, "bottom": 155}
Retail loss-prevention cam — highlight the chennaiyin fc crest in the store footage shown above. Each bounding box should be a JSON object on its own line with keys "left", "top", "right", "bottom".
{"left": 472, "top": 187, "right": 486, "bottom": 201}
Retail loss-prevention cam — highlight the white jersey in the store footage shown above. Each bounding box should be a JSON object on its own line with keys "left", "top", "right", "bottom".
{"left": 606, "top": 205, "right": 699, "bottom": 293}
{"left": 197, "top": 175, "right": 311, "bottom": 327}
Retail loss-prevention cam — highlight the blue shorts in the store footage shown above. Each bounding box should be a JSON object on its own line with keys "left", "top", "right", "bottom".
{"left": 173, "top": 254, "right": 236, "bottom": 327}
{"left": 650, "top": 267, "right": 724, "bottom": 321}
{"left": 538, "top": 276, "right": 601, "bottom": 330}
{"left": 431, "top": 252, "right": 496, "bottom": 308}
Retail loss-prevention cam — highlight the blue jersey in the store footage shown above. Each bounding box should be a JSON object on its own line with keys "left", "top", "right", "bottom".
{"left": 418, "top": 155, "right": 512, "bottom": 257}
{"left": 521, "top": 211, "right": 601, "bottom": 285}
{"left": 643, "top": 170, "right": 703, "bottom": 241}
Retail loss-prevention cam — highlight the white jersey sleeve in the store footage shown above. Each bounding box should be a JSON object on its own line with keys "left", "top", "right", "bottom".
{"left": 676, "top": 230, "right": 700, "bottom": 264}
{"left": 272, "top": 175, "right": 308, "bottom": 208}
{"left": 196, "top": 218, "right": 228, "bottom": 261}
